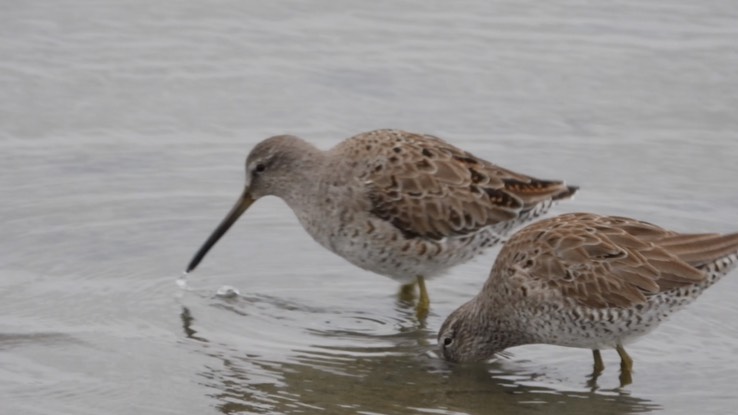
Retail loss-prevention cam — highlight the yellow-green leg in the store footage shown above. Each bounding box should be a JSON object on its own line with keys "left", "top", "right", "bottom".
{"left": 398, "top": 281, "right": 416, "bottom": 303}
{"left": 416, "top": 275, "right": 430, "bottom": 319}
{"left": 586, "top": 349, "right": 605, "bottom": 389}
{"left": 616, "top": 344, "right": 633, "bottom": 386}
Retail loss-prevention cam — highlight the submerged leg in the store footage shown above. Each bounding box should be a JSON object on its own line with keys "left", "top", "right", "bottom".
{"left": 586, "top": 349, "right": 605, "bottom": 389}
{"left": 398, "top": 281, "right": 417, "bottom": 303}
{"left": 416, "top": 275, "right": 430, "bottom": 319}
{"left": 592, "top": 349, "right": 605, "bottom": 373}
{"left": 616, "top": 344, "right": 633, "bottom": 386}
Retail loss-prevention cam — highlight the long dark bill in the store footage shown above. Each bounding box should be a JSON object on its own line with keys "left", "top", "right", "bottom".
{"left": 185, "top": 190, "right": 256, "bottom": 273}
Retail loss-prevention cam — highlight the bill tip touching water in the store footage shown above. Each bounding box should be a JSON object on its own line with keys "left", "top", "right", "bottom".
{"left": 176, "top": 272, "right": 190, "bottom": 290}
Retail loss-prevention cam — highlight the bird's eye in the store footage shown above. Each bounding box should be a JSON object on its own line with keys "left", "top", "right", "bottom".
{"left": 443, "top": 337, "right": 453, "bottom": 347}
{"left": 254, "top": 164, "right": 266, "bottom": 173}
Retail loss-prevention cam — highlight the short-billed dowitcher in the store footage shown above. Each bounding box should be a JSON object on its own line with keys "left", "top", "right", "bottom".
{"left": 185, "top": 129, "right": 577, "bottom": 316}
{"left": 438, "top": 212, "right": 738, "bottom": 384}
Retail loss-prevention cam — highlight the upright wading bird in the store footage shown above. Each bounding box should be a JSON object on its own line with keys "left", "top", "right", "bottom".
{"left": 185, "top": 129, "right": 578, "bottom": 317}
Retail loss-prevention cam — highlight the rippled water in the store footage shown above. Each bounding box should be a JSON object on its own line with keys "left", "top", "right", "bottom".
{"left": 2, "top": 1, "right": 738, "bottom": 414}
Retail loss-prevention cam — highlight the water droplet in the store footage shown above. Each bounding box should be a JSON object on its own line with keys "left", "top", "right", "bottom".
{"left": 176, "top": 272, "right": 189, "bottom": 290}
{"left": 216, "top": 285, "right": 240, "bottom": 298}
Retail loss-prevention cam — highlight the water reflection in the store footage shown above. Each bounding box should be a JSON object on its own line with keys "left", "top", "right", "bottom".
{"left": 180, "top": 305, "right": 659, "bottom": 415}
{"left": 0, "top": 332, "right": 82, "bottom": 350}
{"left": 180, "top": 307, "right": 209, "bottom": 343}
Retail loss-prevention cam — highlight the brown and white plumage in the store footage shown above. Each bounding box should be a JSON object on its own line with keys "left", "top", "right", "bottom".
{"left": 185, "top": 129, "right": 577, "bottom": 316}
{"left": 497, "top": 213, "right": 736, "bottom": 308}
{"left": 354, "top": 131, "right": 576, "bottom": 240}
{"left": 439, "top": 212, "right": 738, "bottom": 383}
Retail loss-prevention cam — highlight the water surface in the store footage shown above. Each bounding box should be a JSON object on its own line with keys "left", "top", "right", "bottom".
{"left": 1, "top": 1, "right": 738, "bottom": 414}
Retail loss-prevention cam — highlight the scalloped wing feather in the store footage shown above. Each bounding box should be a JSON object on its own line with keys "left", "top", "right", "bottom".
{"left": 357, "top": 130, "right": 576, "bottom": 240}
{"left": 498, "top": 213, "right": 738, "bottom": 309}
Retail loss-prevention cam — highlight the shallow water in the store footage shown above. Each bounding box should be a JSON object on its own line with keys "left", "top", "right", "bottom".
{"left": 2, "top": 1, "right": 738, "bottom": 414}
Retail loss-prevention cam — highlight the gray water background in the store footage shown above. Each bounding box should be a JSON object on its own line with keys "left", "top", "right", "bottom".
{"left": 1, "top": 1, "right": 738, "bottom": 414}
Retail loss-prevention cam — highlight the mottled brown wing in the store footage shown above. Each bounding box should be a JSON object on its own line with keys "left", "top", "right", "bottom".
{"left": 511, "top": 213, "right": 710, "bottom": 308}
{"left": 363, "top": 131, "right": 577, "bottom": 240}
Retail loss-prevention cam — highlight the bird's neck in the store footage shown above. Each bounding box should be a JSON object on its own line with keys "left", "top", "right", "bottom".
{"left": 474, "top": 299, "right": 536, "bottom": 350}
{"left": 277, "top": 147, "right": 328, "bottom": 218}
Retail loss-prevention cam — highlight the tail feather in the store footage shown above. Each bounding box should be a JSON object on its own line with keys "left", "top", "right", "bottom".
{"left": 659, "top": 233, "right": 721, "bottom": 247}
{"left": 495, "top": 184, "right": 578, "bottom": 238}
{"left": 661, "top": 232, "right": 738, "bottom": 272}
{"left": 553, "top": 184, "right": 579, "bottom": 202}
{"left": 504, "top": 179, "right": 578, "bottom": 206}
